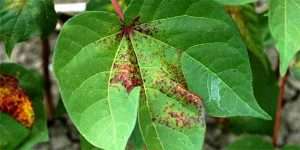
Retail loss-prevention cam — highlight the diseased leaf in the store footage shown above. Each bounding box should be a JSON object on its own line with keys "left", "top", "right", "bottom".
{"left": 214, "top": 0, "right": 257, "bottom": 5}
{"left": 54, "top": 12, "right": 141, "bottom": 150}
{"left": 269, "top": 0, "right": 300, "bottom": 76}
{"left": 225, "top": 135, "right": 273, "bottom": 150}
{"left": 0, "top": 0, "right": 57, "bottom": 56}
{"left": 0, "top": 63, "right": 48, "bottom": 150}
{"left": 126, "top": 0, "right": 269, "bottom": 119}
{"left": 54, "top": 0, "right": 268, "bottom": 149}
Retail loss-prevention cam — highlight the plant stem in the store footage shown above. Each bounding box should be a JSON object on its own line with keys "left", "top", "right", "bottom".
{"left": 41, "top": 37, "right": 55, "bottom": 120}
{"left": 111, "top": 0, "right": 124, "bottom": 21}
{"left": 272, "top": 75, "right": 288, "bottom": 147}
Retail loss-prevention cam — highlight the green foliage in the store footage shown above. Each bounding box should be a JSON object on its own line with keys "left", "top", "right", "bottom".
{"left": 0, "top": 63, "right": 48, "bottom": 150}
{"left": 225, "top": 135, "right": 273, "bottom": 150}
{"left": 269, "top": 0, "right": 300, "bottom": 76}
{"left": 282, "top": 145, "right": 300, "bottom": 150}
{"left": 0, "top": 0, "right": 57, "bottom": 56}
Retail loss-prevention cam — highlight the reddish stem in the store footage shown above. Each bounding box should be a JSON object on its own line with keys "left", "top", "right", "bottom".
{"left": 111, "top": 0, "right": 124, "bottom": 21}
{"left": 272, "top": 75, "right": 288, "bottom": 147}
{"left": 41, "top": 37, "right": 55, "bottom": 120}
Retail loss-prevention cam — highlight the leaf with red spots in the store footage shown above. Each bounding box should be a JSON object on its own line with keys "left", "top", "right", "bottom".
{"left": 54, "top": 0, "right": 269, "bottom": 149}
{"left": 0, "top": 63, "right": 48, "bottom": 150}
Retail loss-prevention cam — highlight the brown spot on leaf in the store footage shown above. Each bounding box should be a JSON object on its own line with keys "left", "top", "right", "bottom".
{"left": 0, "top": 74, "right": 35, "bottom": 128}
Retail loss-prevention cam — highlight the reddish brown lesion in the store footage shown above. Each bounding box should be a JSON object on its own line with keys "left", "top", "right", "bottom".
{"left": 0, "top": 74, "right": 35, "bottom": 128}
{"left": 168, "top": 111, "right": 192, "bottom": 128}
{"left": 111, "top": 64, "right": 141, "bottom": 92}
{"left": 174, "top": 85, "right": 202, "bottom": 107}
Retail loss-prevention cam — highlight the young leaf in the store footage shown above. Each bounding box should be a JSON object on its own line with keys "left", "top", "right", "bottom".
{"left": 0, "top": 63, "right": 48, "bottom": 149}
{"left": 0, "top": 0, "right": 57, "bottom": 56}
{"left": 225, "top": 135, "right": 274, "bottom": 150}
{"left": 214, "top": 0, "right": 257, "bottom": 5}
{"left": 269, "top": 0, "right": 300, "bottom": 76}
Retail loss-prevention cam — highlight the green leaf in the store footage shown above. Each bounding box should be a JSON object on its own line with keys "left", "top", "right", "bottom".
{"left": 214, "top": 0, "right": 257, "bottom": 5}
{"left": 225, "top": 135, "right": 274, "bottom": 150}
{"left": 0, "top": 63, "right": 48, "bottom": 149}
{"left": 0, "top": 113, "right": 29, "bottom": 150}
{"left": 269, "top": 0, "right": 300, "bottom": 76}
{"left": 282, "top": 145, "right": 300, "bottom": 150}
{"left": 229, "top": 52, "right": 278, "bottom": 135}
{"left": 181, "top": 43, "right": 270, "bottom": 119}
{"left": 0, "top": 0, "right": 57, "bottom": 56}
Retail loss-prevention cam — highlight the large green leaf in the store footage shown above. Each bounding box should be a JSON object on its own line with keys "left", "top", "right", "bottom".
{"left": 0, "top": 0, "right": 57, "bottom": 56}
{"left": 214, "top": 0, "right": 256, "bottom": 5}
{"left": 0, "top": 63, "right": 48, "bottom": 150}
{"left": 54, "top": 0, "right": 267, "bottom": 149}
{"left": 225, "top": 135, "right": 273, "bottom": 150}
{"left": 269, "top": 0, "right": 300, "bottom": 76}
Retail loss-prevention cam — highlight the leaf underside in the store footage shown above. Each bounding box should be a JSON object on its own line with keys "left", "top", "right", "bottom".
{"left": 54, "top": 0, "right": 270, "bottom": 149}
